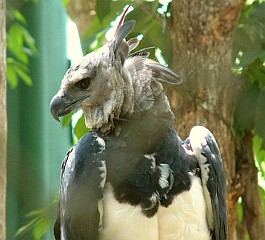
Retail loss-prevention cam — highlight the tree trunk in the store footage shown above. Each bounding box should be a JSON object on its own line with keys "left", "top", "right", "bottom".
{"left": 0, "top": 0, "right": 7, "bottom": 239}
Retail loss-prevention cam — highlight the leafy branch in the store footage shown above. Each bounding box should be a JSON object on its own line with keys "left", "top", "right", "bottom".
{"left": 7, "top": 7, "right": 38, "bottom": 88}
{"left": 15, "top": 194, "right": 59, "bottom": 240}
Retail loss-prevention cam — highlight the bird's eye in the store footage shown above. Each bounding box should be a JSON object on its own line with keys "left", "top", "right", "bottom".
{"left": 76, "top": 77, "right": 91, "bottom": 90}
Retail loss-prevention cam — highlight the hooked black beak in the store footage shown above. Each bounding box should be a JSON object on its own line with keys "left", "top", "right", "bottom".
{"left": 50, "top": 95, "right": 72, "bottom": 122}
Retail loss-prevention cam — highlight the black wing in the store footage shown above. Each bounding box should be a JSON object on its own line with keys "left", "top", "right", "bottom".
{"left": 54, "top": 131, "right": 106, "bottom": 240}
{"left": 187, "top": 126, "right": 228, "bottom": 240}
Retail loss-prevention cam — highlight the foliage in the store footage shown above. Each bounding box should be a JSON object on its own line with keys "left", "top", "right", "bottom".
{"left": 233, "top": 1, "right": 265, "bottom": 141}
{"left": 7, "top": 3, "right": 38, "bottom": 88}
{"left": 15, "top": 194, "right": 59, "bottom": 240}
{"left": 253, "top": 135, "right": 265, "bottom": 185}
{"left": 62, "top": 0, "right": 70, "bottom": 6}
{"left": 82, "top": 1, "right": 172, "bottom": 62}
{"left": 232, "top": 0, "right": 265, "bottom": 225}
{"left": 232, "top": 1, "right": 265, "bottom": 159}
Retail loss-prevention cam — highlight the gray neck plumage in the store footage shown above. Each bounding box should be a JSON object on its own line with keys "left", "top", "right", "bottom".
{"left": 84, "top": 57, "right": 174, "bottom": 134}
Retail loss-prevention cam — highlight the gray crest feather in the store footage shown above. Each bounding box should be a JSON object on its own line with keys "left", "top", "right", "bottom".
{"left": 113, "top": 20, "right": 136, "bottom": 65}
{"left": 112, "top": 6, "right": 136, "bottom": 64}
{"left": 145, "top": 60, "right": 182, "bottom": 85}
{"left": 114, "top": 5, "right": 131, "bottom": 37}
{"left": 127, "top": 37, "right": 140, "bottom": 52}
{"left": 114, "top": 5, "right": 134, "bottom": 43}
{"left": 129, "top": 47, "right": 155, "bottom": 58}
{"left": 114, "top": 20, "right": 136, "bottom": 49}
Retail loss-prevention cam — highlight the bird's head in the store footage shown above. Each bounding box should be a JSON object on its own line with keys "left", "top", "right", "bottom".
{"left": 50, "top": 6, "right": 137, "bottom": 132}
{"left": 50, "top": 6, "right": 181, "bottom": 132}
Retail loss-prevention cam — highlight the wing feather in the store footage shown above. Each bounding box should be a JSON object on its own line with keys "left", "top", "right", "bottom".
{"left": 188, "top": 126, "right": 228, "bottom": 240}
{"left": 55, "top": 131, "right": 106, "bottom": 240}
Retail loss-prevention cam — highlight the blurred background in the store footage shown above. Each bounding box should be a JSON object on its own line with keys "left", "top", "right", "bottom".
{"left": 5, "top": 0, "right": 265, "bottom": 239}
{"left": 7, "top": 0, "right": 70, "bottom": 239}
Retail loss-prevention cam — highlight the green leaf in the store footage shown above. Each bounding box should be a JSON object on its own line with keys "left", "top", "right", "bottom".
{"left": 246, "top": 60, "right": 265, "bottom": 86}
{"left": 96, "top": 0, "right": 111, "bottom": 23}
{"left": 62, "top": 0, "right": 70, "bottom": 6}
{"left": 232, "top": 1, "right": 265, "bottom": 72}
{"left": 26, "top": 209, "right": 46, "bottom": 218}
{"left": 15, "top": 10, "right": 27, "bottom": 25}
{"left": 237, "top": 197, "right": 243, "bottom": 223}
{"left": 250, "top": 1, "right": 265, "bottom": 22}
{"left": 7, "top": 63, "right": 19, "bottom": 88}
{"left": 7, "top": 23, "right": 36, "bottom": 87}
{"left": 125, "top": 4, "right": 172, "bottom": 65}
{"left": 260, "top": 51, "right": 265, "bottom": 61}
{"left": 234, "top": 86, "right": 259, "bottom": 131}
{"left": 254, "top": 90, "right": 265, "bottom": 148}
{"left": 33, "top": 217, "right": 51, "bottom": 240}
{"left": 49, "top": 192, "right": 60, "bottom": 205}
{"left": 7, "top": 23, "right": 37, "bottom": 65}
{"left": 14, "top": 64, "right": 32, "bottom": 86}
{"left": 8, "top": 24, "right": 29, "bottom": 64}
{"left": 7, "top": 57, "right": 29, "bottom": 72}
{"left": 74, "top": 114, "right": 89, "bottom": 140}
{"left": 238, "top": 49, "right": 262, "bottom": 66}
{"left": 253, "top": 135, "right": 265, "bottom": 178}
{"left": 15, "top": 218, "right": 39, "bottom": 237}
{"left": 25, "top": 0, "right": 40, "bottom": 3}
{"left": 22, "top": 27, "right": 38, "bottom": 55}
{"left": 62, "top": 112, "right": 74, "bottom": 127}
{"left": 7, "top": 57, "right": 33, "bottom": 87}
{"left": 259, "top": 186, "right": 265, "bottom": 217}
{"left": 82, "top": 1, "right": 130, "bottom": 42}
{"left": 15, "top": 194, "right": 59, "bottom": 239}
{"left": 82, "top": 27, "right": 109, "bottom": 54}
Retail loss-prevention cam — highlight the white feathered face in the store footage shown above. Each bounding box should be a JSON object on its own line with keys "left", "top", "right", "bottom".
{"left": 50, "top": 41, "right": 130, "bottom": 131}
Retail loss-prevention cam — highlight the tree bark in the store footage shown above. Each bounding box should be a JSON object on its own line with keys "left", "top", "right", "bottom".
{"left": 0, "top": 0, "right": 7, "bottom": 239}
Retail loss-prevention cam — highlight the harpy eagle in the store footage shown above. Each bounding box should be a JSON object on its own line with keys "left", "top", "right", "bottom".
{"left": 50, "top": 6, "right": 228, "bottom": 240}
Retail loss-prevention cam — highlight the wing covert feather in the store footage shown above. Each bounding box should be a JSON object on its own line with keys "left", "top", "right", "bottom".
{"left": 189, "top": 126, "right": 228, "bottom": 240}
{"left": 55, "top": 132, "right": 106, "bottom": 240}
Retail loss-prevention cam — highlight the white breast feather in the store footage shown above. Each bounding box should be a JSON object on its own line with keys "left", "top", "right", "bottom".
{"left": 99, "top": 177, "right": 210, "bottom": 240}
